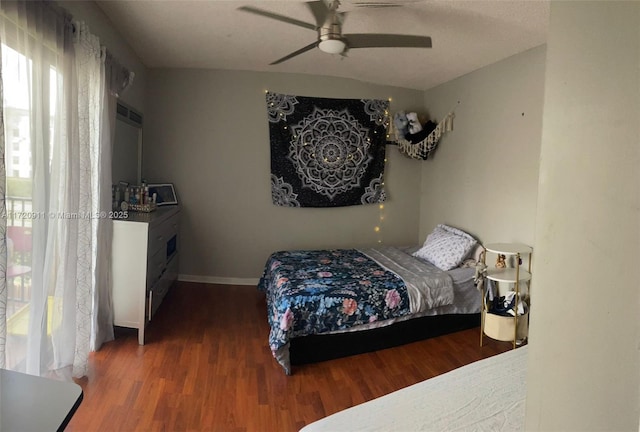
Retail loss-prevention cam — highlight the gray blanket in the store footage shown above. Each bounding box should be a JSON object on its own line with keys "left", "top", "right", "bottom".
{"left": 360, "top": 247, "right": 454, "bottom": 313}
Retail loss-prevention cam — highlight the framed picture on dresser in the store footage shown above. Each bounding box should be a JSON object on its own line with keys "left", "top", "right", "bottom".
{"left": 148, "top": 183, "right": 178, "bottom": 206}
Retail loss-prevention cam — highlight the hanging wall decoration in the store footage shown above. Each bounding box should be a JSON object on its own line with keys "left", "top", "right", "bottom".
{"left": 267, "top": 92, "right": 389, "bottom": 208}
{"left": 391, "top": 103, "right": 457, "bottom": 160}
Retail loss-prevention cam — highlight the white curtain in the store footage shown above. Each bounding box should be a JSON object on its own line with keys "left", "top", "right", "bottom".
{"left": 0, "top": 0, "right": 131, "bottom": 378}
{"left": 0, "top": 36, "right": 6, "bottom": 371}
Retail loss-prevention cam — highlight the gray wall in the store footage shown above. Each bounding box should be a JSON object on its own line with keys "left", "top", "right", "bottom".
{"left": 52, "top": 2, "right": 640, "bottom": 429}
{"left": 143, "top": 70, "right": 424, "bottom": 282}
{"left": 525, "top": 2, "right": 640, "bottom": 430}
{"left": 419, "top": 46, "right": 546, "bottom": 246}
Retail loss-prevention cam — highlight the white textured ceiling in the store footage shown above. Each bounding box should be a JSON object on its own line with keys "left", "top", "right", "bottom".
{"left": 96, "top": 0, "right": 549, "bottom": 91}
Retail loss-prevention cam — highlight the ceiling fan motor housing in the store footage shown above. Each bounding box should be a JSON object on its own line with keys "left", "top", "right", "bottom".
{"left": 319, "top": 19, "right": 346, "bottom": 53}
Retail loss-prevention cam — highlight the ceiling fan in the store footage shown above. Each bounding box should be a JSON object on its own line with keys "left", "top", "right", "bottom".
{"left": 238, "top": 0, "right": 432, "bottom": 65}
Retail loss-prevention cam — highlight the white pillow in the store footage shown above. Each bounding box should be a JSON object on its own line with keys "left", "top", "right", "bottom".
{"left": 413, "top": 224, "right": 477, "bottom": 271}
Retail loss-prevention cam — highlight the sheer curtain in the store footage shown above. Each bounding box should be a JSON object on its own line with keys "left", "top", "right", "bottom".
{"left": 0, "top": 33, "right": 6, "bottom": 371}
{"left": 0, "top": 0, "right": 132, "bottom": 378}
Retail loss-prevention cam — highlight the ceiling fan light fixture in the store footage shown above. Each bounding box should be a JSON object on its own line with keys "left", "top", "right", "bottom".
{"left": 318, "top": 39, "right": 346, "bottom": 54}
{"left": 238, "top": 2, "right": 432, "bottom": 65}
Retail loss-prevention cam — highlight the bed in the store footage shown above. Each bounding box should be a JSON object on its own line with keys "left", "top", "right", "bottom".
{"left": 258, "top": 224, "right": 483, "bottom": 375}
{"left": 299, "top": 345, "right": 528, "bottom": 431}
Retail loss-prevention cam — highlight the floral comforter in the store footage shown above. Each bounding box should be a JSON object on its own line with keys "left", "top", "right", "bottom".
{"left": 258, "top": 247, "right": 454, "bottom": 374}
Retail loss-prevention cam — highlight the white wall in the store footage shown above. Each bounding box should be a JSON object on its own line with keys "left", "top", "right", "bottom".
{"left": 419, "top": 46, "right": 546, "bottom": 246}
{"left": 525, "top": 2, "right": 640, "bottom": 431}
{"left": 144, "top": 69, "right": 424, "bottom": 282}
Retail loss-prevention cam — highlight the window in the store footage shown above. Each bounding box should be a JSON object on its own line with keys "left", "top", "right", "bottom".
{"left": 2, "top": 40, "right": 58, "bottom": 370}
{"left": 0, "top": 2, "right": 121, "bottom": 378}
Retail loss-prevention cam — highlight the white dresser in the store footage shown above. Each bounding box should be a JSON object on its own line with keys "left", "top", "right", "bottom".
{"left": 112, "top": 206, "right": 180, "bottom": 344}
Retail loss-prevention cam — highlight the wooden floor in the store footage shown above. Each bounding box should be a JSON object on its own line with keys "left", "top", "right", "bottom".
{"left": 67, "top": 282, "right": 512, "bottom": 432}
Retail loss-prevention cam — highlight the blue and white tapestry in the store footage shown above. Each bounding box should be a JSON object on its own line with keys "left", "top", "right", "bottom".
{"left": 267, "top": 92, "right": 389, "bottom": 208}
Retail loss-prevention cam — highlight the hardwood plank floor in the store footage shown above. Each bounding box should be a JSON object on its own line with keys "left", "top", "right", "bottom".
{"left": 67, "top": 282, "right": 512, "bottom": 432}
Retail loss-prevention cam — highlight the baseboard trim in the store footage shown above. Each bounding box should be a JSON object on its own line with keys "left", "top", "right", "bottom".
{"left": 178, "top": 274, "right": 260, "bottom": 286}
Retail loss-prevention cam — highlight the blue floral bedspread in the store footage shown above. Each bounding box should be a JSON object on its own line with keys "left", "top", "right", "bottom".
{"left": 258, "top": 249, "right": 411, "bottom": 374}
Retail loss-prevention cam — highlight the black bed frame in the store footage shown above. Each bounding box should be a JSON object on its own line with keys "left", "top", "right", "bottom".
{"left": 290, "top": 313, "right": 480, "bottom": 365}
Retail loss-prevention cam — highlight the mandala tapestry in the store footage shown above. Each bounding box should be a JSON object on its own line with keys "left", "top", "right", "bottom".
{"left": 267, "top": 92, "right": 389, "bottom": 208}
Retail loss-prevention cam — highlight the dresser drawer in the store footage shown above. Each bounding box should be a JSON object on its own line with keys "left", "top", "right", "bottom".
{"left": 148, "top": 216, "right": 178, "bottom": 257}
{"left": 146, "top": 215, "right": 179, "bottom": 286}
{"left": 148, "top": 227, "right": 167, "bottom": 259}
{"left": 146, "top": 246, "right": 165, "bottom": 287}
{"left": 149, "top": 254, "right": 179, "bottom": 321}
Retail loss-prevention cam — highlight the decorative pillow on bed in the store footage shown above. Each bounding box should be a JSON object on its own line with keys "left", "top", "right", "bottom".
{"left": 413, "top": 224, "right": 478, "bottom": 271}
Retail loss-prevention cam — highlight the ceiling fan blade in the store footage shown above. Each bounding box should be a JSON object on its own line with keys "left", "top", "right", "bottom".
{"left": 306, "top": 1, "right": 330, "bottom": 27}
{"left": 270, "top": 41, "right": 319, "bottom": 65}
{"left": 344, "top": 34, "right": 432, "bottom": 49}
{"left": 238, "top": 6, "right": 317, "bottom": 31}
{"left": 354, "top": 3, "right": 402, "bottom": 7}
{"left": 353, "top": 1, "right": 421, "bottom": 8}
